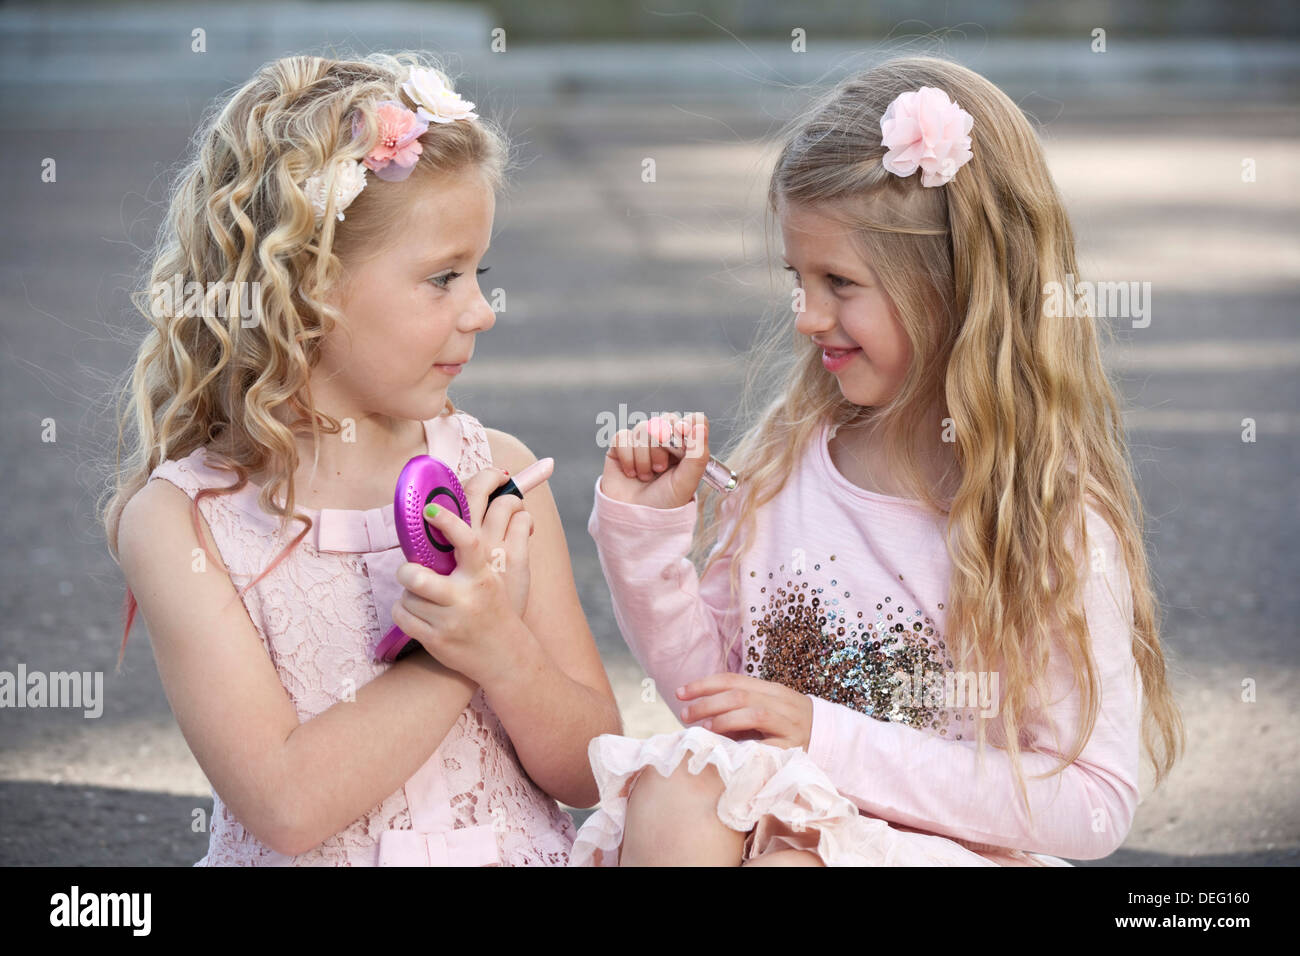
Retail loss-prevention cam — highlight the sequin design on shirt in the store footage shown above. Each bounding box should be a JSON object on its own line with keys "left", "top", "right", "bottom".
{"left": 746, "top": 555, "right": 955, "bottom": 734}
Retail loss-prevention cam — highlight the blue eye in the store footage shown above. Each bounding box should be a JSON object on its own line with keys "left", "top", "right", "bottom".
{"left": 427, "top": 271, "right": 461, "bottom": 290}
{"left": 828, "top": 274, "right": 853, "bottom": 288}
{"left": 427, "top": 266, "right": 490, "bottom": 290}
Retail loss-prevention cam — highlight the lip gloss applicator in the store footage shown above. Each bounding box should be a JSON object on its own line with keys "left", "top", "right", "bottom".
{"left": 647, "top": 416, "right": 738, "bottom": 493}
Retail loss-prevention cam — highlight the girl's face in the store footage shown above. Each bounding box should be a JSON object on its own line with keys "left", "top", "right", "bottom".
{"left": 780, "top": 200, "right": 912, "bottom": 408}
{"left": 316, "top": 166, "right": 497, "bottom": 423}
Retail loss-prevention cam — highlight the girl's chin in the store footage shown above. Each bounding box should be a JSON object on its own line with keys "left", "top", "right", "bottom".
{"left": 837, "top": 377, "right": 898, "bottom": 409}
{"left": 389, "top": 385, "right": 450, "bottom": 422}
{"left": 835, "top": 374, "right": 876, "bottom": 405}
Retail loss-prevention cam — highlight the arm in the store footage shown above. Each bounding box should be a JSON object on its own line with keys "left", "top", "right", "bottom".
{"left": 805, "top": 515, "right": 1143, "bottom": 860}
{"left": 117, "top": 478, "right": 477, "bottom": 857}
{"left": 474, "top": 429, "right": 622, "bottom": 809}
{"left": 586, "top": 475, "right": 742, "bottom": 724}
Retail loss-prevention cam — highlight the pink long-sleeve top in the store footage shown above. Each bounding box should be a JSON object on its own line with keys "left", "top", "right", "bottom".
{"left": 586, "top": 419, "right": 1144, "bottom": 861}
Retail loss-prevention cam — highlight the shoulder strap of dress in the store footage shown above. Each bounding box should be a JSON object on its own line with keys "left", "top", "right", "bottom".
{"left": 450, "top": 410, "right": 495, "bottom": 477}
{"left": 148, "top": 447, "right": 231, "bottom": 500}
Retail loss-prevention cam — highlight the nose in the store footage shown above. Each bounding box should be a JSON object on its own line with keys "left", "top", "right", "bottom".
{"left": 794, "top": 286, "right": 835, "bottom": 339}
{"left": 461, "top": 283, "right": 496, "bottom": 333}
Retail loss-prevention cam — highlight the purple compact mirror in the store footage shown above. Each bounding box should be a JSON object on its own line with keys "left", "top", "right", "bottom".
{"left": 373, "top": 455, "right": 471, "bottom": 663}
{"left": 372, "top": 453, "right": 550, "bottom": 663}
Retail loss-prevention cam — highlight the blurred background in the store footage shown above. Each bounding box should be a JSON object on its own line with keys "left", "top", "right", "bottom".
{"left": 0, "top": 0, "right": 1296, "bottom": 865}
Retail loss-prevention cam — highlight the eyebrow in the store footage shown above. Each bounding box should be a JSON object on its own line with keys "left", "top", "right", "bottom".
{"left": 781, "top": 257, "right": 874, "bottom": 278}
{"left": 421, "top": 245, "right": 490, "bottom": 268}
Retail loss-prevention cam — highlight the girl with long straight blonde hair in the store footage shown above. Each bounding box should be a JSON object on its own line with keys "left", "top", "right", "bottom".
{"left": 570, "top": 54, "right": 1183, "bottom": 867}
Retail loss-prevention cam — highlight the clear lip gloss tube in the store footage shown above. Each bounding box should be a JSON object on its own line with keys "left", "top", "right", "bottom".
{"left": 656, "top": 432, "right": 738, "bottom": 493}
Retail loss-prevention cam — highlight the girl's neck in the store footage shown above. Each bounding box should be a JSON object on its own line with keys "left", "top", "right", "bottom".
{"left": 829, "top": 416, "right": 959, "bottom": 502}
{"left": 226, "top": 411, "right": 433, "bottom": 511}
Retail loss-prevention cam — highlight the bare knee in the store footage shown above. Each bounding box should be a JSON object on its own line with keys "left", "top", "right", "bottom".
{"left": 627, "top": 760, "right": 724, "bottom": 812}
{"left": 620, "top": 761, "right": 741, "bottom": 866}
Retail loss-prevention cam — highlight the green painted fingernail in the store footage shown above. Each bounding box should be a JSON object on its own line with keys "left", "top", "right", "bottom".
{"left": 423, "top": 503, "right": 440, "bottom": 521}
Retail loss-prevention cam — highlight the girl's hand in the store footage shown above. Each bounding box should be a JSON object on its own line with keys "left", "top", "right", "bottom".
{"left": 392, "top": 469, "right": 534, "bottom": 687}
{"left": 677, "top": 673, "right": 814, "bottom": 751}
{"left": 600, "top": 412, "right": 710, "bottom": 510}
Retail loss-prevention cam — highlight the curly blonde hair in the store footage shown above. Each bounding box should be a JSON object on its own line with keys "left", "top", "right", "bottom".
{"left": 691, "top": 54, "right": 1183, "bottom": 814}
{"left": 99, "top": 51, "right": 509, "bottom": 669}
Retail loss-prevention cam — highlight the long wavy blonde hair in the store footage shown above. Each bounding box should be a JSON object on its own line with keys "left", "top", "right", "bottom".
{"left": 99, "top": 51, "right": 508, "bottom": 669}
{"left": 692, "top": 55, "right": 1183, "bottom": 811}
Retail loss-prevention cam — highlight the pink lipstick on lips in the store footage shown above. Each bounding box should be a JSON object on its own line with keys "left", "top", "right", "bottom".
{"left": 821, "top": 346, "right": 861, "bottom": 373}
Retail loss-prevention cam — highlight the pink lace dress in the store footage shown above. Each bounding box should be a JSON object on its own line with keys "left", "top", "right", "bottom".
{"left": 147, "top": 410, "right": 577, "bottom": 866}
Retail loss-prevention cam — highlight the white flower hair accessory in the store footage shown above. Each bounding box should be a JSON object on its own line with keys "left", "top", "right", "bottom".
{"left": 879, "top": 86, "right": 974, "bottom": 187}
{"left": 302, "top": 157, "right": 368, "bottom": 222}
{"left": 401, "top": 66, "right": 479, "bottom": 124}
{"left": 298, "top": 67, "right": 479, "bottom": 226}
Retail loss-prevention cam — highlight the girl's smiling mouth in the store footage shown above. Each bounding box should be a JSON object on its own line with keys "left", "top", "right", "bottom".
{"left": 819, "top": 345, "right": 861, "bottom": 373}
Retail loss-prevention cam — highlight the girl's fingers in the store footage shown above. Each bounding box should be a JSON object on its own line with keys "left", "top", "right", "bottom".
{"left": 505, "top": 509, "right": 533, "bottom": 574}
{"left": 461, "top": 467, "right": 512, "bottom": 527}
{"left": 392, "top": 598, "right": 435, "bottom": 645}
{"left": 395, "top": 561, "right": 454, "bottom": 605}
{"left": 480, "top": 491, "right": 525, "bottom": 548}
{"left": 503, "top": 511, "right": 533, "bottom": 614}
{"left": 507, "top": 507, "right": 533, "bottom": 546}
{"left": 680, "top": 688, "right": 748, "bottom": 723}
{"left": 631, "top": 425, "right": 653, "bottom": 480}
{"left": 679, "top": 416, "right": 709, "bottom": 463}
{"left": 647, "top": 414, "right": 679, "bottom": 474}
{"left": 421, "top": 498, "right": 484, "bottom": 572}
{"left": 496, "top": 505, "right": 532, "bottom": 562}
{"left": 705, "top": 707, "right": 772, "bottom": 738}
{"left": 608, "top": 415, "right": 707, "bottom": 483}
{"left": 397, "top": 583, "right": 450, "bottom": 621}
{"left": 610, "top": 429, "right": 636, "bottom": 479}
{"left": 678, "top": 671, "right": 748, "bottom": 702}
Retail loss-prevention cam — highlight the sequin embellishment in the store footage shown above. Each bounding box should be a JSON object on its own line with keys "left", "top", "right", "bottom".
{"left": 748, "top": 563, "right": 954, "bottom": 733}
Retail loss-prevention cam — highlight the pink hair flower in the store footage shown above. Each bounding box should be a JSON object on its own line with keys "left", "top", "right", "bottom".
{"left": 879, "top": 86, "right": 974, "bottom": 187}
{"left": 353, "top": 100, "right": 429, "bottom": 182}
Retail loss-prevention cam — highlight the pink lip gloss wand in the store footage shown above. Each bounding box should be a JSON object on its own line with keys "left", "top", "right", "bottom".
{"left": 647, "top": 416, "right": 738, "bottom": 493}
{"left": 374, "top": 455, "right": 555, "bottom": 662}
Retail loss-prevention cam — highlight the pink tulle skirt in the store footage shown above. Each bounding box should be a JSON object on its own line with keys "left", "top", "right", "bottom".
{"left": 568, "top": 728, "right": 1072, "bottom": 867}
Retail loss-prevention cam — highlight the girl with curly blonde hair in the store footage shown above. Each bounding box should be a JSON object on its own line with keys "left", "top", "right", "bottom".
{"left": 101, "top": 51, "right": 619, "bottom": 866}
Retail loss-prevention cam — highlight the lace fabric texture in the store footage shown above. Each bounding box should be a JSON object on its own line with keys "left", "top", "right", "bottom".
{"left": 148, "top": 412, "right": 576, "bottom": 866}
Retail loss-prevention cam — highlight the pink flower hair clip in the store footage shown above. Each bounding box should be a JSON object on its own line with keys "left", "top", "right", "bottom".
{"left": 299, "top": 69, "right": 479, "bottom": 225}
{"left": 879, "top": 86, "right": 974, "bottom": 188}
{"left": 300, "top": 99, "right": 426, "bottom": 224}
{"left": 354, "top": 99, "right": 429, "bottom": 181}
